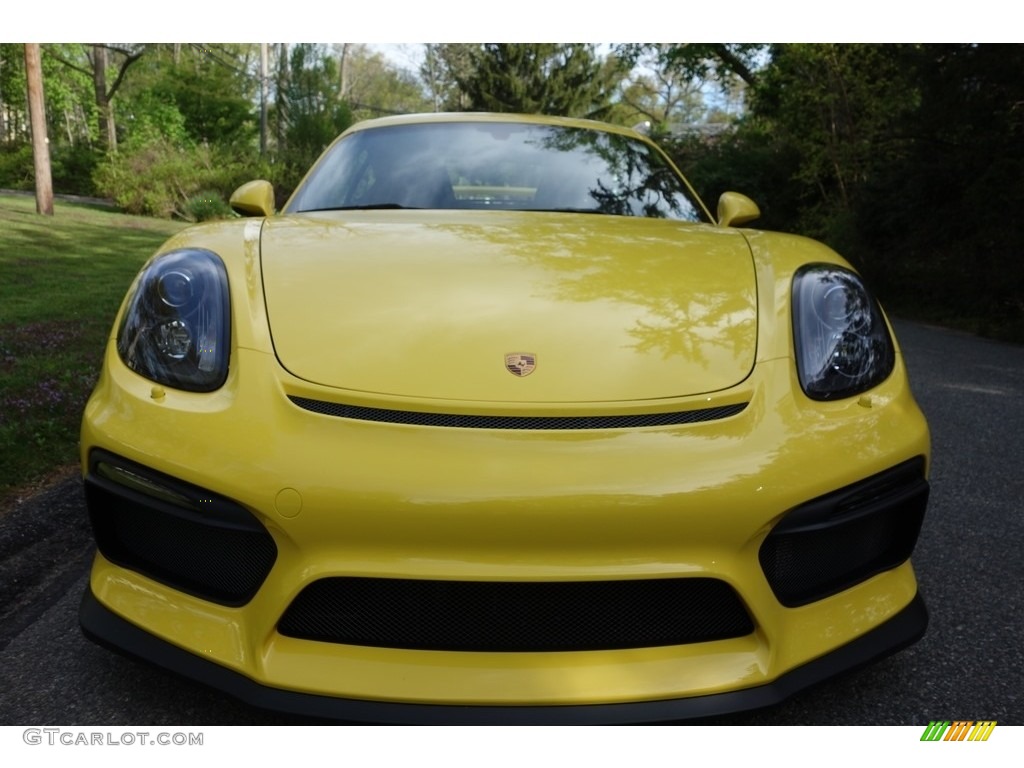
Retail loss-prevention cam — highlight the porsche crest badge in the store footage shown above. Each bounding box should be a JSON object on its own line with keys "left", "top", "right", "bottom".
{"left": 505, "top": 353, "right": 537, "bottom": 377}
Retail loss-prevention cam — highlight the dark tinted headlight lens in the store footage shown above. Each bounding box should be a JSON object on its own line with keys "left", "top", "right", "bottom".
{"left": 792, "top": 265, "right": 894, "bottom": 400}
{"left": 117, "top": 249, "right": 230, "bottom": 391}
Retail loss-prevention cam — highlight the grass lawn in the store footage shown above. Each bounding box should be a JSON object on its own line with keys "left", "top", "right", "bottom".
{"left": 0, "top": 194, "right": 187, "bottom": 505}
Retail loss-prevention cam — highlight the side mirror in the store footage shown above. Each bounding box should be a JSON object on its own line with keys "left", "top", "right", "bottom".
{"left": 717, "top": 191, "right": 760, "bottom": 228}
{"left": 230, "top": 180, "right": 275, "bottom": 217}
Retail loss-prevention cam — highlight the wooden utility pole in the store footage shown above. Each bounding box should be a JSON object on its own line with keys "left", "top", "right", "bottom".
{"left": 260, "top": 43, "right": 268, "bottom": 156}
{"left": 24, "top": 44, "right": 53, "bottom": 216}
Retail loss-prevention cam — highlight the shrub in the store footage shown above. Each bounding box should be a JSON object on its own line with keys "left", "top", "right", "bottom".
{"left": 94, "top": 138, "right": 257, "bottom": 219}
{"left": 0, "top": 143, "right": 34, "bottom": 190}
{"left": 0, "top": 141, "right": 101, "bottom": 197}
{"left": 92, "top": 136, "right": 313, "bottom": 220}
{"left": 183, "top": 190, "right": 233, "bottom": 222}
{"left": 50, "top": 143, "right": 99, "bottom": 196}
{"left": 94, "top": 138, "right": 196, "bottom": 217}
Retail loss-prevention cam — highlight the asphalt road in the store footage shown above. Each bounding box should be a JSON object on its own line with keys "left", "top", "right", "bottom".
{"left": 0, "top": 320, "right": 1021, "bottom": 725}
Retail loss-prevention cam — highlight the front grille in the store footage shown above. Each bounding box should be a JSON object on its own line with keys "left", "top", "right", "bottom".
{"left": 288, "top": 395, "right": 747, "bottom": 430}
{"left": 85, "top": 451, "right": 277, "bottom": 606}
{"left": 278, "top": 577, "right": 754, "bottom": 652}
{"left": 759, "top": 457, "right": 929, "bottom": 607}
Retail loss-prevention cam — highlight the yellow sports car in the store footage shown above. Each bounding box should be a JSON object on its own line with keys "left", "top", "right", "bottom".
{"left": 80, "top": 113, "right": 930, "bottom": 723}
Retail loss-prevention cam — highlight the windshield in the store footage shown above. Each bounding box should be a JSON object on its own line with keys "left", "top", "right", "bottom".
{"left": 287, "top": 121, "right": 704, "bottom": 221}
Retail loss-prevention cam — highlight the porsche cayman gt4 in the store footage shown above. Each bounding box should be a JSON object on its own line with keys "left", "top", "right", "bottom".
{"left": 80, "top": 113, "right": 930, "bottom": 723}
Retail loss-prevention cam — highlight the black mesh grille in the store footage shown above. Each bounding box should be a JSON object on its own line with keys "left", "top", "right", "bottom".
{"left": 278, "top": 577, "right": 754, "bottom": 652}
{"left": 85, "top": 454, "right": 277, "bottom": 606}
{"left": 759, "top": 457, "right": 929, "bottom": 607}
{"left": 288, "top": 396, "right": 747, "bottom": 430}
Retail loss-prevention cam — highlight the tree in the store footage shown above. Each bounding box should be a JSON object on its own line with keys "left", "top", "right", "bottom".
{"left": 46, "top": 43, "right": 146, "bottom": 152}
{"left": 268, "top": 43, "right": 353, "bottom": 191}
{"left": 615, "top": 44, "right": 706, "bottom": 130}
{"left": 1, "top": 45, "right": 102, "bottom": 195}
{"left": 40, "top": 45, "right": 97, "bottom": 146}
{"left": 117, "top": 44, "right": 258, "bottom": 149}
{"left": 449, "top": 44, "right": 624, "bottom": 119}
{"left": 0, "top": 45, "right": 28, "bottom": 144}
{"left": 859, "top": 44, "right": 1024, "bottom": 333}
{"left": 1, "top": 45, "right": 96, "bottom": 148}
{"left": 616, "top": 44, "right": 765, "bottom": 91}
{"left": 420, "top": 44, "right": 476, "bottom": 111}
{"left": 90, "top": 44, "right": 145, "bottom": 151}
{"left": 336, "top": 44, "right": 429, "bottom": 121}
{"left": 748, "top": 45, "right": 915, "bottom": 226}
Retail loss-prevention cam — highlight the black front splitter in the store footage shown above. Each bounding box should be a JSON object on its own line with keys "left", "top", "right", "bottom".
{"left": 80, "top": 587, "right": 927, "bottom": 724}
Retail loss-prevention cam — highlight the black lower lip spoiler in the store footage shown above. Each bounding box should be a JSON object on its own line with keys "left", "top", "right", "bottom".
{"left": 80, "top": 587, "right": 927, "bottom": 724}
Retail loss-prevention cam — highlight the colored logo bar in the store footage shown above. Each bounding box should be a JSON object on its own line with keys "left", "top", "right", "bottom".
{"left": 920, "top": 721, "right": 997, "bottom": 741}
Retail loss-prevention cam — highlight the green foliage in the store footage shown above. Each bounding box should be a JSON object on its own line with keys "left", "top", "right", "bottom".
{"left": 615, "top": 71, "right": 704, "bottom": 128}
{"left": 449, "top": 44, "right": 625, "bottom": 119}
{"left": 421, "top": 44, "right": 475, "bottom": 111}
{"left": 1, "top": 47, "right": 98, "bottom": 195}
{"left": 662, "top": 43, "right": 1024, "bottom": 341}
{"left": 663, "top": 127, "right": 804, "bottom": 233}
{"left": 341, "top": 44, "right": 430, "bottom": 122}
{"left": 166, "top": 62, "right": 256, "bottom": 147}
{"left": 183, "top": 189, "right": 233, "bottom": 222}
{"left": 0, "top": 143, "right": 34, "bottom": 190}
{"left": 93, "top": 138, "right": 252, "bottom": 219}
{"left": 116, "top": 44, "right": 258, "bottom": 149}
{"left": 749, "top": 45, "right": 915, "bottom": 237}
{"left": 269, "top": 43, "right": 353, "bottom": 196}
{"left": 116, "top": 88, "right": 191, "bottom": 149}
{"left": 39, "top": 44, "right": 99, "bottom": 146}
{"left": 49, "top": 143, "right": 100, "bottom": 196}
{"left": 0, "top": 45, "right": 29, "bottom": 144}
{"left": 93, "top": 138, "right": 189, "bottom": 217}
{"left": 1, "top": 45, "right": 102, "bottom": 199}
{"left": 616, "top": 44, "right": 766, "bottom": 90}
{"left": 856, "top": 44, "right": 1024, "bottom": 339}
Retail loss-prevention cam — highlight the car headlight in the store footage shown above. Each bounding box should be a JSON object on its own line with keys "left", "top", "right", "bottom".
{"left": 117, "top": 248, "right": 230, "bottom": 392}
{"left": 792, "top": 264, "right": 894, "bottom": 401}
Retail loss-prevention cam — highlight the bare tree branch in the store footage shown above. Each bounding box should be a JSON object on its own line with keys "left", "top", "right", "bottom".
{"left": 102, "top": 45, "right": 146, "bottom": 101}
{"left": 707, "top": 44, "right": 758, "bottom": 88}
{"left": 41, "top": 45, "right": 93, "bottom": 78}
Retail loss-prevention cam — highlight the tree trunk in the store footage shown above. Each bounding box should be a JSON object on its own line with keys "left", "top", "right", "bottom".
{"left": 24, "top": 44, "right": 53, "bottom": 216}
{"left": 92, "top": 44, "right": 117, "bottom": 151}
{"left": 275, "top": 43, "right": 289, "bottom": 151}
{"left": 338, "top": 43, "right": 350, "bottom": 99}
{"left": 0, "top": 54, "right": 6, "bottom": 143}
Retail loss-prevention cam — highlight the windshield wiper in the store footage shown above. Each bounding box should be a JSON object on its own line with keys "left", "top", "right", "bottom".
{"left": 520, "top": 207, "right": 604, "bottom": 215}
{"left": 300, "top": 203, "right": 421, "bottom": 212}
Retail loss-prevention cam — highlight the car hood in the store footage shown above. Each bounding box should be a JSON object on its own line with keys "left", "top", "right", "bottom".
{"left": 259, "top": 211, "right": 757, "bottom": 403}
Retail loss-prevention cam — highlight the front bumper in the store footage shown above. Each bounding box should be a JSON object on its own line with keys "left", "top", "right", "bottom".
{"left": 80, "top": 588, "right": 927, "bottom": 724}
{"left": 81, "top": 346, "right": 930, "bottom": 715}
